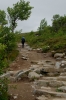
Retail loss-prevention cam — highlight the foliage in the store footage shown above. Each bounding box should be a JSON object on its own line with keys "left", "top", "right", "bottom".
{"left": 0, "top": 27, "right": 16, "bottom": 53}
{"left": 52, "top": 14, "right": 66, "bottom": 32}
{"left": 0, "top": 43, "right": 8, "bottom": 74}
{"left": 0, "top": 10, "right": 7, "bottom": 26}
{"left": 23, "top": 14, "right": 66, "bottom": 53}
{"left": 42, "top": 45, "right": 50, "bottom": 53}
{"left": 0, "top": 78, "right": 8, "bottom": 100}
{"left": 37, "top": 18, "right": 47, "bottom": 35}
{"left": 7, "top": 0, "right": 33, "bottom": 32}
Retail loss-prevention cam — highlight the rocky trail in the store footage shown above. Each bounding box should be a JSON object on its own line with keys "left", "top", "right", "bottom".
{"left": 0, "top": 43, "right": 66, "bottom": 100}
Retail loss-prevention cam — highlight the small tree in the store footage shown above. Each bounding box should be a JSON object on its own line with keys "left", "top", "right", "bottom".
{"left": 38, "top": 18, "right": 47, "bottom": 34}
{"left": 7, "top": 0, "right": 33, "bottom": 32}
{"left": 52, "top": 14, "right": 66, "bottom": 32}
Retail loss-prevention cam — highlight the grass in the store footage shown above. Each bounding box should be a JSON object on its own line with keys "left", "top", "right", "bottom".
{"left": 15, "top": 29, "right": 66, "bottom": 53}
{"left": 23, "top": 30, "right": 66, "bottom": 53}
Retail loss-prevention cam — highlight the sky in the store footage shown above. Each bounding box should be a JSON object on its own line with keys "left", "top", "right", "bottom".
{"left": 0, "top": 0, "right": 66, "bottom": 33}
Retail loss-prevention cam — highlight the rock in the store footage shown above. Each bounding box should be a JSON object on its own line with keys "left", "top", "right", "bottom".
{"left": 36, "top": 95, "right": 48, "bottom": 100}
{"left": 8, "top": 76, "right": 16, "bottom": 82}
{"left": 35, "top": 79, "right": 64, "bottom": 88}
{"left": 49, "top": 80, "right": 64, "bottom": 87}
{"left": 60, "top": 72, "right": 66, "bottom": 76}
{"left": 56, "top": 57, "right": 62, "bottom": 61}
{"left": 31, "top": 61, "right": 38, "bottom": 64}
{"left": 58, "top": 76, "right": 66, "bottom": 81}
{"left": 34, "top": 89, "right": 66, "bottom": 98}
{"left": 13, "top": 95, "right": 17, "bottom": 99}
{"left": 41, "top": 67, "right": 58, "bottom": 73}
{"left": 21, "top": 56, "right": 28, "bottom": 60}
{"left": 61, "top": 60, "right": 66, "bottom": 65}
{"left": 36, "top": 48, "right": 42, "bottom": 53}
{"left": 34, "top": 80, "right": 49, "bottom": 87}
{"left": 30, "top": 65, "right": 39, "bottom": 70}
{"left": 42, "top": 76, "right": 57, "bottom": 81}
{"left": 58, "top": 86, "right": 66, "bottom": 92}
{"left": 54, "top": 53, "right": 65, "bottom": 58}
{"left": 15, "top": 69, "right": 31, "bottom": 81}
{"left": 51, "top": 51, "right": 56, "bottom": 57}
{"left": 28, "top": 71, "right": 40, "bottom": 80}
{"left": 52, "top": 98, "right": 66, "bottom": 100}
{"left": 0, "top": 72, "right": 11, "bottom": 79}
{"left": 55, "top": 62, "right": 61, "bottom": 69}
{"left": 14, "top": 70, "right": 23, "bottom": 77}
{"left": 64, "top": 56, "right": 66, "bottom": 59}
{"left": 47, "top": 72, "right": 60, "bottom": 76}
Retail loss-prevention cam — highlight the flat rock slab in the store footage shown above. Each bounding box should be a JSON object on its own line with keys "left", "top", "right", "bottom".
{"left": 52, "top": 98, "right": 66, "bottom": 100}
{"left": 36, "top": 95, "right": 48, "bottom": 100}
{"left": 58, "top": 86, "right": 66, "bottom": 92}
{"left": 34, "top": 89, "right": 66, "bottom": 98}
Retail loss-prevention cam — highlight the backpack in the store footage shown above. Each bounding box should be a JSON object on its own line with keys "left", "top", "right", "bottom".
{"left": 21, "top": 37, "right": 25, "bottom": 43}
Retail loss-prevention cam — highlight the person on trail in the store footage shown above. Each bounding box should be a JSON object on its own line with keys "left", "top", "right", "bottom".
{"left": 21, "top": 37, "right": 25, "bottom": 48}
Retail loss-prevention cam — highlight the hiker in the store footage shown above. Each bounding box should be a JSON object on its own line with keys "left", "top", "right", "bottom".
{"left": 21, "top": 37, "right": 25, "bottom": 48}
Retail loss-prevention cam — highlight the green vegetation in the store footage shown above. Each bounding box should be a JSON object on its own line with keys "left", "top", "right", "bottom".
{"left": 7, "top": 0, "right": 33, "bottom": 32}
{"left": 23, "top": 14, "right": 66, "bottom": 53}
{"left": 0, "top": 78, "right": 8, "bottom": 100}
{"left": 0, "top": 0, "right": 66, "bottom": 99}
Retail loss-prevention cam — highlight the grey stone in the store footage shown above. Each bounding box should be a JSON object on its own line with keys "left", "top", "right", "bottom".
{"left": 34, "top": 89, "right": 66, "bottom": 98}
{"left": 36, "top": 95, "right": 48, "bottom": 100}
{"left": 58, "top": 86, "right": 66, "bottom": 92}
{"left": 28, "top": 71, "right": 40, "bottom": 79}
{"left": 0, "top": 72, "right": 11, "bottom": 79}
{"left": 54, "top": 53, "right": 65, "bottom": 58}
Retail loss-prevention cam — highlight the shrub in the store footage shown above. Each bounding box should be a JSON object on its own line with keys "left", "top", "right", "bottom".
{"left": 42, "top": 45, "right": 50, "bottom": 53}
{"left": 0, "top": 78, "right": 8, "bottom": 100}
{"left": 0, "top": 43, "right": 8, "bottom": 74}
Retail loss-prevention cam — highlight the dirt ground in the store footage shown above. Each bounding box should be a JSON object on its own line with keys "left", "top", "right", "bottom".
{"left": 8, "top": 43, "right": 55, "bottom": 100}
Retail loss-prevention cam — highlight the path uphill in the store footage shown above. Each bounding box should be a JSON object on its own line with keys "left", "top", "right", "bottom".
{"left": 0, "top": 43, "right": 66, "bottom": 100}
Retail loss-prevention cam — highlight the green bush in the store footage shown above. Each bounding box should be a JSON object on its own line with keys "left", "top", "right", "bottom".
{"left": 42, "top": 45, "right": 50, "bottom": 53}
{"left": 53, "top": 43, "right": 66, "bottom": 51}
{"left": 0, "top": 44, "right": 8, "bottom": 72}
{"left": 0, "top": 78, "right": 8, "bottom": 100}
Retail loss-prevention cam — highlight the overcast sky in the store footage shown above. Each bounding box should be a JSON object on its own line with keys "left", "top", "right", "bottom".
{"left": 0, "top": 0, "right": 66, "bottom": 32}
